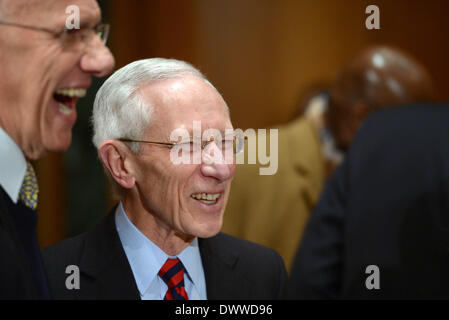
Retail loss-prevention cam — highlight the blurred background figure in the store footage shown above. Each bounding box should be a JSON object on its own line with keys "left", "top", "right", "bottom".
{"left": 324, "top": 45, "right": 434, "bottom": 174}
{"left": 222, "top": 45, "right": 435, "bottom": 271}
{"left": 289, "top": 104, "right": 449, "bottom": 299}
{"left": 303, "top": 45, "right": 434, "bottom": 178}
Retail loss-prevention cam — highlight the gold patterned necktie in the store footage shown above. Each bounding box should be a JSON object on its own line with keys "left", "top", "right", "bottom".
{"left": 19, "top": 161, "right": 39, "bottom": 210}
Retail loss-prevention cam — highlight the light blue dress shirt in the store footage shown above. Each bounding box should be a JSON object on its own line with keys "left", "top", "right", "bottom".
{"left": 0, "top": 126, "right": 27, "bottom": 203}
{"left": 115, "top": 202, "right": 207, "bottom": 300}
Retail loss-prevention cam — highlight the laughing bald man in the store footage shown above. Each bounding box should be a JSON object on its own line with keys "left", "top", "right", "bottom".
{"left": 0, "top": 0, "right": 114, "bottom": 299}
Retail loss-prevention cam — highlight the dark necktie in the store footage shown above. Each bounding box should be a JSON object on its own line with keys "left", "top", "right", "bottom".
{"left": 158, "top": 258, "right": 189, "bottom": 300}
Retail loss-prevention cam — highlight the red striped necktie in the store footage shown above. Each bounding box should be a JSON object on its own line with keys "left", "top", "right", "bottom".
{"left": 158, "top": 258, "right": 189, "bottom": 300}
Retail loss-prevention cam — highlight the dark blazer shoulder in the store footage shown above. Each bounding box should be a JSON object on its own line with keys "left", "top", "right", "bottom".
{"left": 42, "top": 232, "right": 86, "bottom": 272}
{"left": 0, "top": 187, "right": 40, "bottom": 299}
{"left": 200, "top": 233, "right": 287, "bottom": 299}
{"left": 207, "top": 232, "right": 285, "bottom": 264}
{"left": 41, "top": 231, "right": 88, "bottom": 299}
{"left": 42, "top": 211, "right": 140, "bottom": 300}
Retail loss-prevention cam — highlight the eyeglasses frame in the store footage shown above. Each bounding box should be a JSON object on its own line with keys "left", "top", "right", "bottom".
{"left": 118, "top": 135, "right": 246, "bottom": 154}
{"left": 0, "top": 20, "right": 110, "bottom": 46}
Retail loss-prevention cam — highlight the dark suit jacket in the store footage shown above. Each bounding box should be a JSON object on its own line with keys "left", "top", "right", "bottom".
{"left": 42, "top": 210, "right": 287, "bottom": 299}
{"left": 0, "top": 186, "right": 39, "bottom": 299}
{"left": 289, "top": 104, "right": 449, "bottom": 299}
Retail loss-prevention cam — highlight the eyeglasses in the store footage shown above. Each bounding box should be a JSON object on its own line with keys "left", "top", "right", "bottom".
{"left": 0, "top": 21, "right": 110, "bottom": 49}
{"left": 119, "top": 134, "right": 246, "bottom": 155}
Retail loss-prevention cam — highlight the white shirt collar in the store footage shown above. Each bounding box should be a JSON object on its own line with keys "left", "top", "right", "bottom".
{"left": 115, "top": 202, "right": 205, "bottom": 297}
{"left": 0, "top": 126, "right": 27, "bottom": 203}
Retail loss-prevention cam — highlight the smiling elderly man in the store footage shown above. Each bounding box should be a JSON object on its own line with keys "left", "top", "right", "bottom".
{"left": 0, "top": 0, "right": 114, "bottom": 299}
{"left": 42, "top": 58, "right": 287, "bottom": 300}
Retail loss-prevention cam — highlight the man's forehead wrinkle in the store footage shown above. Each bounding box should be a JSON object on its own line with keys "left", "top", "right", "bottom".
{"left": 0, "top": 0, "right": 32, "bottom": 20}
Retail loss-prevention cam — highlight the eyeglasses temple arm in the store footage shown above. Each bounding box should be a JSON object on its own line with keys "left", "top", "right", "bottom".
{"left": 118, "top": 138, "right": 176, "bottom": 147}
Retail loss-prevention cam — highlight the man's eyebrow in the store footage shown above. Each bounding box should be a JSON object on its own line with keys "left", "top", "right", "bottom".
{"left": 79, "top": 18, "right": 100, "bottom": 29}
{"left": 79, "top": 21, "right": 90, "bottom": 29}
{"left": 78, "top": 9, "right": 102, "bottom": 29}
{"left": 56, "top": 20, "right": 96, "bottom": 31}
{"left": 169, "top": 129, "right": 233, "bottom": 141}
{"left": 204, "top": 129, "right": 230, "bottom": 136}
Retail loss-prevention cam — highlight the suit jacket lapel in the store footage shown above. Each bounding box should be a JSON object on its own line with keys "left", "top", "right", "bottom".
{"left": 199, "top": 235, "right": 251, "bottom": 299}
{"left": 78, "top": 210, "right": 140, "bottom": 299}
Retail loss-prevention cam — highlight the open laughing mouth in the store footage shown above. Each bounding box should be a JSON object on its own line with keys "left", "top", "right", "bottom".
{"left": 53, "top": 88, "right": 87, "bottom": 115}
{"left": 190, "top": 192, "right": 222, "bottom": 205}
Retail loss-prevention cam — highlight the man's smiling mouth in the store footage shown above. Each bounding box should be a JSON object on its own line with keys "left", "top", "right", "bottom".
{"left": 191, "top": 192, "right": 221, "bottom": 205}
{"left": 53, "top": 88, "right": 87, "bottom": 115}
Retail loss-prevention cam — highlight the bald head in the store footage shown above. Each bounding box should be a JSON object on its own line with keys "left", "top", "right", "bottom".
{"left": 328, "top": 45, "right": 434, "bottom": 151}
{"left": 333, "top": 46, "right": 433, "bottom": 108}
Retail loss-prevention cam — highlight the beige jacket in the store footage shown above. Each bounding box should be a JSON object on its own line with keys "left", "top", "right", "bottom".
{"left": 222, "top": 116, "right": 325, "bottom": 271}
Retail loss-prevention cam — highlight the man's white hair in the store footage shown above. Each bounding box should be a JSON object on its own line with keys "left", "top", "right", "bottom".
{"left": 92, "top": 58, "right": 218, "bottom": 153}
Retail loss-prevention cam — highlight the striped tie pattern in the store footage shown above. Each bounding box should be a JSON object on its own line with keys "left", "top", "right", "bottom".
{"left": 19, "top": 161, "right": 39, "bottom": 211}
{"left": 158, "top": 258, "right": 189, "bottom": 300}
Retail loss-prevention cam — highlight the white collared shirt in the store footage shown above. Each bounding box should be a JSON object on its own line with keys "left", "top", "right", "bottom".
{"left": 0, "top": 126, "right": 27, "bottom": 203}
{"left": 115, "top": 202, "right": 207, "bottom": 300}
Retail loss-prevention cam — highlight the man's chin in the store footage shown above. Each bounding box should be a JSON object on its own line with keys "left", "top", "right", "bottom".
{"left": 194, "top": 221, "right": 223, "bottom": 239}
{"left": 44, "top": 134, "right": 73, "bottom": 154}
{"left": 53, "top": 139, "right": 73, "bottom": 153}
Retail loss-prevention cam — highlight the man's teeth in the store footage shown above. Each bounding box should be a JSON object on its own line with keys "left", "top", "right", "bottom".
{"left": 55, "top": 88, "right": 86, "bottom": 98}
{"left": 59, "top": 103, "right": 74, "bottom": 115}
{"left": 191, "top": 193, "right": 220, "bottom": 203}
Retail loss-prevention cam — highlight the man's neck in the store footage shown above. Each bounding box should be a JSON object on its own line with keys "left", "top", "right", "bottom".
{"left": 122, "top": 198, "right": 194, "bottom": 256}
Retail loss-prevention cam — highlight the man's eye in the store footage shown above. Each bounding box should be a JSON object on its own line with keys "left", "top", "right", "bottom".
{"left": 65, "top": 28, "right": 88, "bottom": 40}
{"left": 65, "top": 28, "right": 82, "bottom": 35}
{"left": 65, "top": 28, "right": 77, "bottom": 34}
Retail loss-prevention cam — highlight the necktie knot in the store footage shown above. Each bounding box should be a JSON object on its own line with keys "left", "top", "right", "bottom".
{"left": 158, "top": 258, "right": 189, "bottom": 300}
{"left": 19, "top": 161, "right": 39, "bottom": 210}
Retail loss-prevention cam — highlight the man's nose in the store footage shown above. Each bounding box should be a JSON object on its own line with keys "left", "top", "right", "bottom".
{"left": 200, "top": 162, "right": 234, "bottom": 182}
{"left": 79, "top": 35, "right": 115, "bottom": 77}
{"left": 200, "top": 143, "right": 235, "bottom": 181}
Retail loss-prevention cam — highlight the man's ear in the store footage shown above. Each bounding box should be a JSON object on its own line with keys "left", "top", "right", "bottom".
{"left": 98, "top": 140, "right": 136, "bottom": 189}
